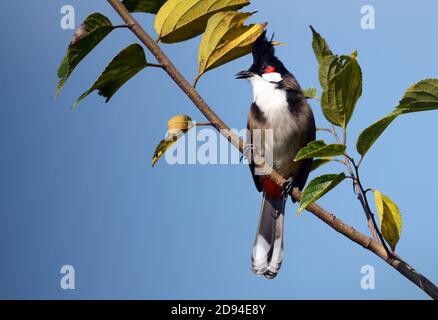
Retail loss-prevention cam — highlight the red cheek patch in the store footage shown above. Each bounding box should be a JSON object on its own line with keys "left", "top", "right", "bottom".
{"left": 264, "top": 66, "right": 276, "bottom": 74}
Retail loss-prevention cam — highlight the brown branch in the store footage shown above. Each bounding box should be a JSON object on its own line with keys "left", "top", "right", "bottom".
{"left": 106, "top": 0, "right": 438, "bottom": 300}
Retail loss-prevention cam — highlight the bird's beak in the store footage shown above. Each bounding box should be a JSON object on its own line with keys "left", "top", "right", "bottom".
{"left": 235, "top": 70, "right": 254, "bottom": 79}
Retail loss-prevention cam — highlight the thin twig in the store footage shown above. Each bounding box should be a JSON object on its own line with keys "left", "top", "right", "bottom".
{"left": 350, "top": 158, "right": 392, "bottom": 255}
{"left": 331, "top": 126, "right": 380, "bottom": 241}
{"left": 106, "top": 0, "right": 438, "bottom": 299}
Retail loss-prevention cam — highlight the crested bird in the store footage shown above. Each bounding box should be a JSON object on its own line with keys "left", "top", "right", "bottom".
{"left": 236, "top": 31, "right": 316, "bottom": 279}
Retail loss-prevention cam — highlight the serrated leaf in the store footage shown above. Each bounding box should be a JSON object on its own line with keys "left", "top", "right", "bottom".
{"left": 356, "top": 111, "right": 401, "bottom": 157}
{"left": 322, "top": 54, "right": 362, "bottom": 128}
{"left": 73, "top": 44, "right": 147, "bottom": 108}
{"left": 152, "top": 115, "right": 193, "bottom": 166}
{"left": 310, "top": 158, "right": 332, "bottom": 172}
{"left": 374, "top": 190, "right": 402, "bottom": 251}
{"left": 357, "top": 79, "right": 438, "bottom": 157}
{"left": 303, "top": 87, "right": 318, "bottom": 100}
{"left": 311, "top": 27, "right": 363, "bottom": 128}
{"left": 295, "top": 140, "right": 346, "bottom": 161}
{"left": 297, "top": 173, "right": 346, "bottom": 214}
{"left": 123, "top": 0, "right": 167, "bottom": 14}
{"left": 154, "top": 0, "right": 250, "bottom": 43}
{"left": 56, "top": 13, "right": 115, "bottom": 96}
{"left": 195, "top": 11, "right": 266, "bottom": 83}
{"left": 396, "top": 79, "right": 438, "bottom": 114}
{"left": 319, "top": 55, "right": 344, "bottom": 126}
{"left": 310, "top": 25, "right": 333, "bottom": 65}
{"left": 318, "top": 55, "right": 340, "bottom": 91}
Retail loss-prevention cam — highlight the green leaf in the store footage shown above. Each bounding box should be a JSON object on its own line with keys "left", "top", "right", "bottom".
{"left": 374, "top": 190, "right": 402, "bottom": 251}
{"left": 295, "top": 140, "right": 346, "bottom": 161}
{"left": 356, "top": 111, "right": 401, "bottom": 157}
{"left": 303, "top": 87, "right": 318, "bottom": 100}
{"left": 318, "top": 55, "right": 344, "bottom": 126}
{"left": 311, "top": 27, "right": 363, "bottom": 128}
{"left": 318, "top": 54, "right": 340, "bottom": 91}
{"left": 297, "top": 173, "right": 346, "bottom": 214}
{"left": 154, "top": 0, "right": 250, "bottom": 43}
{"left": 195, "top": 11, "right": 266, "bottom": 83}
{"left": 123, "top": 0, "right": 167, "bottom": 14}
{"left": 396, "top": 79, "right": 438, "bottom": 114}
{"left": 73, "top": 44, "right": 148, "bottom": 108}
{"left": 310, "top": 25, "right": 333, "bottom": 65}
{"left": 357, "top": 79, "right": 438, "bottom": 157}
{"left": 310, "top": 158, "right": 332, "bottom": 172}
{"left": 56, "top": 13, "right": 115, "bottom": 96}
{"left": 152, "top": 115, "right": 193, "bottom": 166}
{"left": 322, "top": 54, "right": 362, "bottom": 128}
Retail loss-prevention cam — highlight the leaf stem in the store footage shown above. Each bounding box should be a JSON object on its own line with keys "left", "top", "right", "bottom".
{"left": 316, "top": 127, "right": 333, "bottom": 133}
{"left": 357, "top": 155, "right": 364, "bottom": 167}
{"left": 195, "top": 122, "right": 212, "bottom": 127}
{"left": 192, "top": 74, "right": 201, "bottom": 88}
{"left": 333, "top": 159, "right": 347, "bottom": 165}
{"left": 113, "top": 24, "right": 131, "bottom": 29}
{"left": 146, "top": 63, "right": 165, "bottom": 69}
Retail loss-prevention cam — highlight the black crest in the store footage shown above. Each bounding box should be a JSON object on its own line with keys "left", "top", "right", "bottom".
{"left": 252, "top": 31, "right": 275, "bottom": 63}
{"left": 249, "top": 31, "right": 287, "bottom": 75}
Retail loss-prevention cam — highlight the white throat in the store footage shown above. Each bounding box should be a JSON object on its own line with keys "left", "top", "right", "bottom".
{"left": 262, "top": 72, "right": 283, "bottom": 83}
{"left": 249, "top": 74, "right": 288, "bottom": 117}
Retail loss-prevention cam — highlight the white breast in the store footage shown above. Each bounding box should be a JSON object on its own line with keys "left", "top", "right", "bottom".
{"left": 250, "top": 75, "right": 301, "bottom": 175}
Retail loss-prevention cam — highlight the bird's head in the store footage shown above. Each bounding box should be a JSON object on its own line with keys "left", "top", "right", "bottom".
{"left": 236, "top": 31, "right": 288, "bottom": 83}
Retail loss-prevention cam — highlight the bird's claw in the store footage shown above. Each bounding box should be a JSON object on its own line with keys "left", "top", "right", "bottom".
{"left": 281, "top": 177, "right": 294, "bottom": 197}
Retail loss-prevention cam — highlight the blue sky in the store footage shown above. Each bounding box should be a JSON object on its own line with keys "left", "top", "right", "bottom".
{"left": 1, "top": 0, "right": 437, "bottom": 299}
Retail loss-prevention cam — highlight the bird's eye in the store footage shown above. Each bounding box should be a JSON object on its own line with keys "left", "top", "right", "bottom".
{"left": 263, "top": 65, "right": 276, "bottom": 74}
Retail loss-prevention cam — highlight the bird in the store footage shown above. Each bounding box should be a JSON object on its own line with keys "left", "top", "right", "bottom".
{"left": 236, "top": 31, "right": 316, "bottom": 279}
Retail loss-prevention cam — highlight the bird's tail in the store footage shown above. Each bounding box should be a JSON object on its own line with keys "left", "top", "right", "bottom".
{"left": 252, "top": 192, "right": 286, "bottom": 279}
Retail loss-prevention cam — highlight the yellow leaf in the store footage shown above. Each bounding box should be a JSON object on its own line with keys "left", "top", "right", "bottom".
{"left": 195, "top": 11, "right": 266, "bottom": 83}
{"left": 374, "top": 190, "right": 403, "bottom": 251}
{"left": 152, "top": 139, "right": 176, "bottom": 167}
{"left": 152, "top": 115, "right": 193, "bottom": 167}
{"left": 167, "top": 114, "right": 194, "bottom": 132}
{"left": 198, "top": 12, "right": 252, "bottom": 70}
{"left": 154, "top": 0, "right": 250, "bottom": 43}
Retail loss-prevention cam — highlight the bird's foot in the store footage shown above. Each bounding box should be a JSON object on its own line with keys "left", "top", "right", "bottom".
{"left": 281, "top": 177, "right": 294, "bottom": 197}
